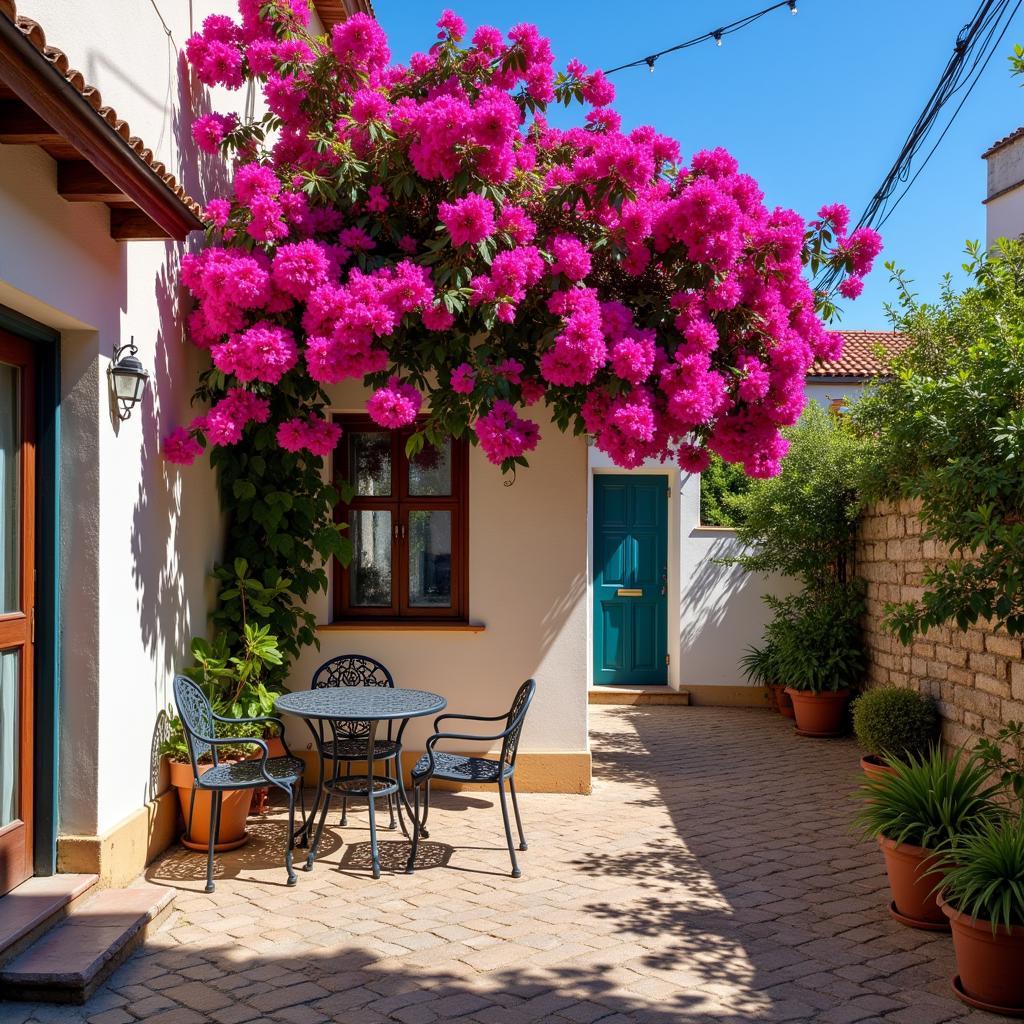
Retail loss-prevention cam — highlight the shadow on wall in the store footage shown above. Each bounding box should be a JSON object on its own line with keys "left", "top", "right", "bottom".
{"left": 131, "top": 54, "right": 232, "bottom": 799}
{"left": 680, "top": 531, "right": 797, "bottom": 685}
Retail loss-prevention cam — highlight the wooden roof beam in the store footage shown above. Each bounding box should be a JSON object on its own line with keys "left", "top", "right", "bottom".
{"left": 57, "top": 160, "right": 123, "bottom": 202}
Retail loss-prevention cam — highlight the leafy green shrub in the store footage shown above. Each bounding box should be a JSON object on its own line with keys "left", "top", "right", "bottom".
{"left": 852, "top": 241, "right": 1024, "bottom": 640}
{"left": 740, "top": 639, "right": 781, "bottom": 688}
{"left": 852, "top": 687, "right": 939, "bottom": 760}
{"left": 700, "top": 453, "right": 751, "bottom": 528}
{"left": 935, "top": 816, "right": 1024, "bottom": 930}
{"left": 728, "top": 402, "right": 866, "bottom": 590}
{"left": 975, "top": 720, "right": 1024, "bottom": 806}
{"left": 854, "top": 747, "right": 1001, "bottom": 849}
{"left": 763, "top": 586, "right": 866, "bottom": 693}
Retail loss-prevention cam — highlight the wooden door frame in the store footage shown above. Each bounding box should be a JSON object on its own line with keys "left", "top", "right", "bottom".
{"left": 0, "top": 305, "right": 60, "bottom": 879}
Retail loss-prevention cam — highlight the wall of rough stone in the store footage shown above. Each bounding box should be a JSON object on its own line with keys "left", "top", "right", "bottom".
{"left": 858, "top": 499, "right": 1024, "bottom": 747}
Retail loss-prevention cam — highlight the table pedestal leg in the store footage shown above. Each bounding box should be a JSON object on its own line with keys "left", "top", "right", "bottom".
{"left": 296, "top": 719, "right": 325, "bottom": 849}
{"left": 365, "top": 720, "right": 381, "bottom": 879}
{"left": 306, "top": 725, "right": 342, "bottom": 870}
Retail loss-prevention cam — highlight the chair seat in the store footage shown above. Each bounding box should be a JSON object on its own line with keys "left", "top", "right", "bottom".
{"left": 319, "top": 739, "right": 401, "bottom": 760}
{"left": 412, "top": 751, "right": 512, "bottom": 783}
{"left": 200, "top": 756, "right": 305, "bottom": 789}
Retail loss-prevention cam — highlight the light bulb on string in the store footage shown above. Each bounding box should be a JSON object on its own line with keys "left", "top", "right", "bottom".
{"left": 645, "top": 55, "right": 656, "bottom": 73}
{"left": 713, "top": 30, "right": 723, "bottom": 46}
{"left": 788, "top": 1, "right": 798, "bottom": 13}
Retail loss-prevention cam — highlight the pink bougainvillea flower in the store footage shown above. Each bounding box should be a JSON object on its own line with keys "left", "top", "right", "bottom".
{"left": 212, "top": 322, "right": 298, "bottom": 383}
{"left": 437, "top": 193, "right": 496, "bottom": 246}
{"left": 366, "top": 376, "right": 422, "bottom": 428}
{"left": 838, "top": 275, "right": 864, "bottom": 299}
{"left": 450, "top": 363, "right": 476, "bottom": 394}
{"left": 475, "top": 400, "right": 540, "bottom": 464}
{"left": 191, "top": 112, "right": 237, "bottom": 154}
{"left": 276, "top": 415, "right": 342, "bottom": 455}
{"left": 162, "top": 427, "right": 203, "bottom": 465}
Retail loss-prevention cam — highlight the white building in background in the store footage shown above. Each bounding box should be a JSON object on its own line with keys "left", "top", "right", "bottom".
{"left": 984, "top": 126, "right": 1024, "bottom": 243}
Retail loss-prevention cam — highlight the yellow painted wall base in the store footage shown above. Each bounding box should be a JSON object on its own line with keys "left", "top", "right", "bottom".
{"left": 683, "top": 684, "right": 770, "bottom": 708}
{"left": 57, "top": 789, "right": 179, "bottom": 888}
{"left": 294, "top": 749, "right": 592, "bottom": 795}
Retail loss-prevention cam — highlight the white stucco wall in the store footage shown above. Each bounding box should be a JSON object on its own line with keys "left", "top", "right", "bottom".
{"left": 985, "top": 135, "right": 1024, "bottom": 246}
{"left": 3, "top": 0, "right": 251, "bottom": 836}
{"left": 585, "top": 378, "right": 868, "bottom": 696}
{"left": 288, "top": 384, "right": 590, "bottom": 760}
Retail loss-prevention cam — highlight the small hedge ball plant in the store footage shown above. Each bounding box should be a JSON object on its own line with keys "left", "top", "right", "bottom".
{"left": 855, "top": 747, "right": 1001, "bottom": 850}
{"left": 934, "top": 816, "right": 1024, "bottom": 931}
{"left": 852, "top": 687, "right": 939, "bottom": 762}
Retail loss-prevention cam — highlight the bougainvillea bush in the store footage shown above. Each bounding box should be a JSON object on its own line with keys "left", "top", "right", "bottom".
{"left": 167, "top": 0, "right": 879, "bottom": 671}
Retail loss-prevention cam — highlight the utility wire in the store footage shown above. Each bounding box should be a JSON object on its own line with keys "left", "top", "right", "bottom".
{"left": 816, "top": 0, "right": 1022, "bottom": 292}
{"left": 604, "top": 0, "right": 800, "bottom": 75}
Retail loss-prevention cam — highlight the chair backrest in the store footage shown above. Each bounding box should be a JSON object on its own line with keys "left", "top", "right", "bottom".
{"left": 310, "top": 654, "right": 394, "bottom": 741}
{"left": 173, "top": 674, "right": 216, "bottom": 774}
{"left": 500, "top": 678, "right": 536, "bottom": 768}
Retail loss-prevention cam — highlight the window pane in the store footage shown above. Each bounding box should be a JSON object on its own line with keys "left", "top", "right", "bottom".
{"left": 408, "top": 510, "right": 452, "bottom": 608}
{"left": 349, "top": 510, "right": 392, "bottom": 607}
{"left": 349, "top": 431, "right": 391, "bottom": 497}
{"left": 409, "top": 438, "right": 452, "bottom": 497}
{"left": 0, "top": 649, "right": 19, "bottom": 828}
{"left": 0, "top": 363, "right": 20, "bottom": 614}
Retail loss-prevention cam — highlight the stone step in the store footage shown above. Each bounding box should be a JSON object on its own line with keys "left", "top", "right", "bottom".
{"left": 0, "top": 873, "right": 98, "bottom": 968}
{"left": 588, "top": 686, "right": 691, "bottom": 706}
{"left": 0, "top": 885, "right": 175, "bottom": 1004}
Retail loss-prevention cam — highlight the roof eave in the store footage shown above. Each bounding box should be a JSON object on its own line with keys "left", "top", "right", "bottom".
{"left": 0, "top": 12, "right": 202, "bottom": 240}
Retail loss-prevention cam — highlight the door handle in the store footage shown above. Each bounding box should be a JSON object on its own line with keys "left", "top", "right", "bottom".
{"left": 616, "top": 588, "right": 643, "bottom": 597}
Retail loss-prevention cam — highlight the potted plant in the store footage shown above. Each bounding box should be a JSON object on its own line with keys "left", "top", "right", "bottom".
{"left": 740, "top": 639, "right": 793, "bottom": 718}
{"left": 770, "top": 587, "right": 866, "bottom": 737}
{"left": 161, "top": 622, "right": 285, "bottom": 851}
{"left": 855, "top": 748, "right": 999, "bottom": 930}
{"left": 936, "top": 816, "right": 1024, "bottom": 1014}
{"left": 852, "top": 687, "right": 939, "bottom": 778}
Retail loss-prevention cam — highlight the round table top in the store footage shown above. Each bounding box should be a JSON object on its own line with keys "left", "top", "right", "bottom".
{"left": 275, "top": 687, "right": 447, "bottom": 722}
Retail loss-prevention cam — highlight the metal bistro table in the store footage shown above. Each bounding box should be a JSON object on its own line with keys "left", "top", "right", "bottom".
{"left": 275, "top": 687, "right": 446, "bottom": 878}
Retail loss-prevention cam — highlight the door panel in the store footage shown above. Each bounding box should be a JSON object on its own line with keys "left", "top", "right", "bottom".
{"left": 593, "top": 476, "right": 668, "bottom": 686}
{"left": 0, "top": 330, "right": 35, "bottom": 896}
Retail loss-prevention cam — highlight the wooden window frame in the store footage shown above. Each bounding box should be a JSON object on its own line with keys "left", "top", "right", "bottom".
{"left": 332, "top": 415, "right": 469, "bottom": 625}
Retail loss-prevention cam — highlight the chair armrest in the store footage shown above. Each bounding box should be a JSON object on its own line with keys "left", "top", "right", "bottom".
{"left": 211, "top": 714, "right": 292, "bottom": 756}
{"left": 432, "top": 711, "right": 507, "bottom": 731}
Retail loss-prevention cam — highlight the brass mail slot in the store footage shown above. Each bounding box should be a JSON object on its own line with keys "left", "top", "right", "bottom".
{"left": 616, "top": 588, "right": 643, "bottom": 597}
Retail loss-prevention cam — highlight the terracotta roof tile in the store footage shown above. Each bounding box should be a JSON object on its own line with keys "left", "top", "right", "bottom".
{"left": 809, "top": 330, "right": 908, "bottom": 379}
{"left": 1, "top": 3, "right": 201, "bottom": 220}
{"left": 982, "top": 126, "right": 1024, "bottom": 159}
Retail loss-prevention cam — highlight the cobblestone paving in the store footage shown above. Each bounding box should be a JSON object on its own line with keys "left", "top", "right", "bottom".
{"left": 0, "top": 707, "right": 1002, "bottom": 1024}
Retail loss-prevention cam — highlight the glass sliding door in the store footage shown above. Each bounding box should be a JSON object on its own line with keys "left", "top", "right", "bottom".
{"left": 0, "top": 331, "right": 35, "bottom": 896}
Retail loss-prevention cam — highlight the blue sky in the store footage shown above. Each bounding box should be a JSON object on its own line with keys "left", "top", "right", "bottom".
{"left": 375, "top": 0, "right": 1023, "bottom": 330}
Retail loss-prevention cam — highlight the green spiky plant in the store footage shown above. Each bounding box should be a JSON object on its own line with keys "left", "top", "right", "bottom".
{"left": 855, "top": 747, "right": 1001, "bottom": 849}
{"left": 934, "top": 816, "right": 1024, "bottom": 932}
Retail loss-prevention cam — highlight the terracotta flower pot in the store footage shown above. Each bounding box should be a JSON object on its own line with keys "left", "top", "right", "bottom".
{"left": 878, "top": 836, "right": 948, "bottom": 929}
{"left": 941, "top": 896, "right": 1024, "bottom": 1013}
{"left": 775, "top": 687, "right": 795, "bottom": 719}
{"left": 860, "top": 754, "right": 895, "bottom": 780}
{"left": 785, "top": 688, "right": 848, "bottom": 736}
{"left": 168, "top": 758, "right": 252, "bottom": 852}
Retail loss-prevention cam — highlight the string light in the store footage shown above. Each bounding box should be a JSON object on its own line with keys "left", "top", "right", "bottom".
{"left": 604, "top": 0, "right": 802, "bottom": 75}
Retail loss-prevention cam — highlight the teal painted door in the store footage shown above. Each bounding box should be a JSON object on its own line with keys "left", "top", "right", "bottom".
{"left": 593, "top": 476, "right": 668, "bottom": 686}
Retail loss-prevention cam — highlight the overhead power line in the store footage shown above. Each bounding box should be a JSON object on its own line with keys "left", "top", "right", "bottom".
{"left": 816, "top": 0, "right": 1022, "bottom": 293}
{"left": 604, "top": 0, "right": 800, "bottom": 76}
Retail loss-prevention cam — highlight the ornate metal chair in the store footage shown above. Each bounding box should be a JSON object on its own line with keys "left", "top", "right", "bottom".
{"left": 309, "top": 654, "right": 402, "bottom": 832}
{"left": 172, "top": 675, "right": 305, "bottom": 893}
{"left": 406, "top": 679, "right": 536, "bottom": 878}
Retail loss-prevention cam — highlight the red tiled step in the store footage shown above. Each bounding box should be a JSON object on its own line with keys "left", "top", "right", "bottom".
{"left": 0, "top": 885, "right": 174, "bottom": 1004}
{"left": 0, "top": 873, "right": 98, "bottom": 967}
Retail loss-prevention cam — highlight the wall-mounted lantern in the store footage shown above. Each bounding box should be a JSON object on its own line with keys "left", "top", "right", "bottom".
{"left": 108, "top": 339, "right": 150, "bottom": 421}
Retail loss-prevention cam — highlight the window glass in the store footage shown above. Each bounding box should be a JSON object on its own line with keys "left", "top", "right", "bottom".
{"left": 408, "top": 439, "right": 452, "bottom": 497}
{"left": 350, "top": 431, "right": 392, "bottom": 498}
{"left": 408, "top": 510, "right": 452, "bottom": 608}
{"left": 349, "top": 510, "right": 392, "bottom": 607}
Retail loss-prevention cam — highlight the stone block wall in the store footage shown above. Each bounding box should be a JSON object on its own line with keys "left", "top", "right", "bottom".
{"left": 858, "top": 499, "right": 1024, "bottom": 747}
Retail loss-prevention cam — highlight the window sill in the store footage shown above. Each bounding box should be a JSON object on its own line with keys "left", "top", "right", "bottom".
{"left": 318, "top": 621, "right": 486, "bottom": 633}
